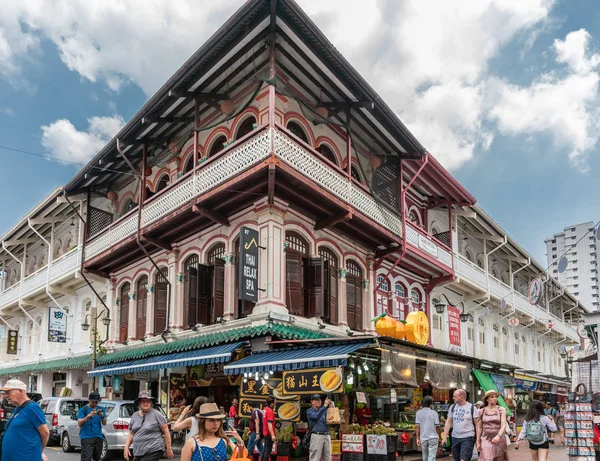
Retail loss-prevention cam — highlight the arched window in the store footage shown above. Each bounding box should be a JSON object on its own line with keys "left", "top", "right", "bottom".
{"left": 318, "top": 247, "right": 338, "bottom": 325}
{"left": 346, "top": 261, "right": 363, "bottom": 331}
{"left": 317, "top": 145, "right": 338, "bottom": 166}
{"left": 491, "top": 268, "right": 499, "bottom": 279}
{"left": 154, "top": 269, "right": 168, "bottom": 335}
{"left": 235, "top": 116, "right": 256, "bottom": 141}
{"left": 431, "top": 226, "right": 440, "bottom": 235}
{"left": 465, "top": 251, "right": 473, "bottom": 263}
{"left": 208, "top": 135, "right": 227, "bottom": 158}
{"left": 476, "top": 257, "right": 484, "bottom": 269}
{"left": 136, "top": 276, "right": 148, "bottom": 339}
{"left": 410, "top": 289, "right": 420, "bottom": 304}
{"left": 207, "top": 243, "right": 226, "bottom": 263}
{"left": 395, "top": 283, "right": 407, "bottom": 320}
{"left": 183, "top": 155, "right": 194, "bottom": 174}
{"left": 376, "top": 275, "right": 391, "bottom": 316}
{"left": 285, "top": 232, "right": 309, "bottom": 317}
{"left": 395, "top": 283, "right": 405, "bottom": 298}
{"left": 156, "top": 175, "right": 169, "bottom": 193}
{"left": 38, "top": 253, "right": 46, "bottom": 270}
{"left": 183, "top": 254, "right": 200, "bottom": 328}
{"left": 28, "top": 257, "right": 36, "bottom": 274}
{"left": 54, "top": 240, "right": 62, "bottom": 259}
{"left": 502, "top": 327, "right": 508, "bottom": 335}
{"left": 500, "top": 273, "right": 508, "bottom": 285}
{"left": 287, "top": 120, "right": 309, "bottom": 144}
{"left": 119, "top": 283, "right": 130, "bottom": 343}
{"left": 376, "top": 276, "right": 389, "bottom": 292}
{"left": 351, "top": 165, "right": 362, "bottom": 183}
{"left": 478, "top": 318, "right": 485, "bottom": 327}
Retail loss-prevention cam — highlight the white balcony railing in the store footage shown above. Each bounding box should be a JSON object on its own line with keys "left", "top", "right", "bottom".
{"left": 84, "top": 129, "right": 453, "bottom": 271}
{"left": 454, "top": 254, "right": 579, "bottom": 341}
{"left": 0, "top": 248, "right": 82, "bottom": 309}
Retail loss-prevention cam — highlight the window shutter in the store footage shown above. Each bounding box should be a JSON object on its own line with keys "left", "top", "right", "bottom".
{"left": 328, "top": 264, "right": 338, "bottom": 325}
{"left": 212, "top": 258, "right": 225, "bottom": 322}
{"left": 346, "top": 275, "right": 363, "bottom": 331}
{"left": 286, "top": 250, "right": 304, "bottom": 316}
{"left": 154, "top": 273, "right": 168, "bottom": 334}
{"left": 354, "top": 279, "right": 363, "bottom": 331}
{"left": 136, "top": 285, "right": 147, "bottom": 339}
{"left": 186, "top": 266, "right": 199, "bottom": 327}
{"left": 197, "top": 265, "right": 211, "bottom": 325}
{"left": 306, "top": 257, "right": 325, "bottom": 318}
{"left": 119, "top": 293, "right": 129, "bottom": 342}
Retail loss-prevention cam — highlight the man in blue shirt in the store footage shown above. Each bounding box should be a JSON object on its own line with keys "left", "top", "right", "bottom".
{"left": 0, "top": 379, "right": 49, "bottom": 461}
{"left": 77, "top": 391, "right": 107, "bottom": 461}
{"left": 306, "top": 394, "right": 332, "bottom": 461}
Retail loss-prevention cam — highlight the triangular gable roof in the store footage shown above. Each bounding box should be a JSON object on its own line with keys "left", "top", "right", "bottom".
{"left": 65, "top": 0, "right": 426, "bottom": 194}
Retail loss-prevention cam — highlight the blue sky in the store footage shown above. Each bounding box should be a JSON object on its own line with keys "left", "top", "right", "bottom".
{"left": 0, "top": 0, "right": 598, "bottom": 263}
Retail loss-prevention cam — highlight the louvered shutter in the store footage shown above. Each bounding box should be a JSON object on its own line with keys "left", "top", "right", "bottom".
{"left": 119, "top": 291, "right": 129, "bottom": 343}
{"left": 286, "top": 250, "right": 304, "bottom": 316}
{"left": 212, "top": 258, "right": 225, "bottom": 322}
{"left": 346, "top": 275, "right": 356, "bottom": 329}
{"left": 154, "top": 272, "right": 168, "bottom": 334}
{"left": 187, "top": 266, "right": 198, "bottom": 327}
{"left": 306, "top": 257, "right": 325, "bottom": 318}
{"left": 136, "top": 284, "right": 147, "bottom": 339}
{"left": 197, "top": 265, "right": 211, "bottom": 325}
{"left": 354, "top": 278, "right": 363, "bottom": 331}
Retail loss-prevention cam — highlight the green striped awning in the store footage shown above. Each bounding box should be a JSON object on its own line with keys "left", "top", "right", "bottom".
{"left": 0, "top": 354, "right": 92, "bottom": 377}
{"left": 473, "top": 369, "right": 513, "bottom": 416}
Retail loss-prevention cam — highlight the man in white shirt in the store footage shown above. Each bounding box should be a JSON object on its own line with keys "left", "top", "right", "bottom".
{"left": 441, "top": 389, "right": 481, "bottom": 461}
{"left": 416, "top": 396, "right": 440, "bottom": 461}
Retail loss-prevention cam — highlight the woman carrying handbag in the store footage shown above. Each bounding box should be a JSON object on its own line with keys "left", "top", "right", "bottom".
{"left": 181, "top": 403, "right": 248, "bottom": 461}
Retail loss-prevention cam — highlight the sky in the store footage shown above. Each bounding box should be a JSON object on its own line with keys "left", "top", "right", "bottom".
{"left": 0, "top": 0, "right": 599, "bottom": 263}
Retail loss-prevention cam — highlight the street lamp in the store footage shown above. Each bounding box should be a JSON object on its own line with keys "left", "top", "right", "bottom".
{"left": 82, "top": 309, "right": 111, "bottom": 391}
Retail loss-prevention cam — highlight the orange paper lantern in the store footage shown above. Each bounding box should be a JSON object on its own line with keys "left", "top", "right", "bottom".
{"left": 315, "top": 106, "right": 329, "bottom": 119}
{"left": 369, "top": 155, "right": 382, "bottom": 169}
{"left": 220, "top": 99, "right": 236, "bottom": 116}
{"left": 144, "top": 167, "right": 152, "bottom": 177}
{"left": 106, "top": 191, "right": 118, "bottom": 201}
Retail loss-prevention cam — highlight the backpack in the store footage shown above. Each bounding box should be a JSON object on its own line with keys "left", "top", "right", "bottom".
{"left": 525, "top": 419, "right": 546, "bottom": 444}
{"left": 447, "top": 403, "right": 476, "bottom": 443}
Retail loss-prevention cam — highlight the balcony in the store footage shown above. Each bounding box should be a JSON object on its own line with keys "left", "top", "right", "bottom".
{"left": 454, "top": 254, "right": 579, "bottom": 341}
{"left": 0, "top": 248, "right": 82, "bottom": 309}
{"left": 84, "top": 127, "right": 453, "bottom": 273}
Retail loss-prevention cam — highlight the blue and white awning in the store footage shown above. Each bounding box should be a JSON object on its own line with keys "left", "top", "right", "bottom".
{"left": 223, "top": 341, "right": 372, "bottom": 375}
{"left": 88, "top": 342, "right": 244, "bottom": 377}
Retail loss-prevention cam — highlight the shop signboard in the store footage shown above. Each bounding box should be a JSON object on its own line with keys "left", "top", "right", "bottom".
{"left": 366, "top": 435, "right": 387, "bottom": 455}
{"left": 238, "top": 226, "right": 259, "bottom": 302}
{"left": 169, "top": 373, "right": 187, "bottom": 421}
{"left": 48, "top": 307, "right": 67, "bottom": 343}
{"left": 240, "top": 377, "right": 286, "bottom": 398}
{"left": 282, "top": 367, "right": 343, "bottom": 395}
{"left": 341, "top": 434, "right": 364, "bottom": 453}
{"left": 238, "top": 398, "right": 301, "bottom": 422}
{"left": 491, "top": 374, "right": 505, "bottom": 394}
{"left": 514, "top": 378, "right": 536, "bottom": 391}
{"left": 537, "top": 382, "right": 552, "bottom": 393}
{"left": 447, "top": 305, "right": 461, "bottom": 347}
{"left": 6, "top": 329, "right": 18, "bottom": 354}
{"left": 557, "top": 386, "right": 568, "bottom": 396}
{"left": 356, "top": 392, "right": 368, "bottom": 404}
{"left": 390, "top": 388, "right": 397, "bottom": 404}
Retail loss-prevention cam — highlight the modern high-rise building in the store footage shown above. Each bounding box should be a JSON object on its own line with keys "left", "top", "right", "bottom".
{"left": 545, "top": 222, "right": 600, "bottom": 311}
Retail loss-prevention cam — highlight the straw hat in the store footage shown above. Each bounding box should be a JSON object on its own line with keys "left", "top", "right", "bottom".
{"left": 196, "top": 402, "right": 227, "bottom": 419}
{"left": 482, "top": 390, "right": 500, "bottom": 404}
{"left": 134, "top": 391, "right": 157, "bottom": 406}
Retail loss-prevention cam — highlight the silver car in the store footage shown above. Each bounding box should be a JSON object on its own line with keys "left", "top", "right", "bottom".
{"left": 62, "top": 400, "right": 171, "bottom": 461}
{"left": 39, "top": 397, "right": 88, "bottom": 444}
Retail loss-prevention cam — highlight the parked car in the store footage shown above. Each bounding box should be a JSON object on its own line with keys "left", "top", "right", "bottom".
{"left": 62, "top": 400, "right": 172, "bottom": 461}
{"left": 39, "top": 396, "right": 88, "bottom": 444}
{"left": 0, "top": 392, "right": 43, "bottom": 434}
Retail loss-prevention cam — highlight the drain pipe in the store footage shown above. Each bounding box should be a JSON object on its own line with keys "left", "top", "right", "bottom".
{"left": 1, "top": 242, "right": 41, "bottom": 328}
{"left": 375, "top": 155, "right": 429, "bottom": 291}
{"left": 117, "top": 140, "right": 172, "bottom": 341}
{"left": 509, "top": 257, "right": 531, "bottom": 316}
{"left": 27, "top": 219, "right": 70, "bottom": 318}
{"left": 63, "top": 192, "right": 111, "bottom": 328}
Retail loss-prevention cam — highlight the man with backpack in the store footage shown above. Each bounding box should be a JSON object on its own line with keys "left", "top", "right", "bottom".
{"left": 246, "top": 402, "right": 264, "bottom": 458}
{"left": 77, "top": 391, "right": 107, "bottom": 461}
{"left": 543, "top": 402, "right": 557, "bottom": 444}
{"left": 442, "top": 389, "right": 480, "bottom": 461}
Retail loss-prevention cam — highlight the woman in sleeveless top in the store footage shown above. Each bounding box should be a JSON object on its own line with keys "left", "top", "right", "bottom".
{"left": 181, "top": 403, "right": 245, "bottom": 461}
{"left": 476, "top": 390, "right": 508, "bottom": 461}
{"left": 173, "top": 396, "right": 210, "bottom": 440}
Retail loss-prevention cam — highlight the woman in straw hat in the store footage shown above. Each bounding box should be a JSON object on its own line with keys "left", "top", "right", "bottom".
{"left": 476, "top": 390, "right": 508, "bottom": 461}
{"left": 181, "top": 403, "right": 245, "bottom": 461}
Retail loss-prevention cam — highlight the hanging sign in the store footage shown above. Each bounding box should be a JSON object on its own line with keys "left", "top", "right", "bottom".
{"left": 282, "top": 367, "right": 343, "bottom": 395}
{"left": 418, "top": 235, "right": 438, "bottom": 258}
{"left": 7, "top": 330, "right": 18, "bottom": 355}
{"left": 238, "top": 226, "right": 259, "bottom": 302}
{"left": 577, "top": 323, "right": 587, "bottom": 339}
{"left": 546, "top": 321, "right": 554, "bottom": 330}
{"left": 508, "top": 317, "right": 519, "bottom": 327}
{"left": 537, "top": 382, "right": 552, "bottom": 393}
{"left": 366, "top": 435, "right": 387, "bottom": 455}
{"left": 48, "top": 307, "right": 67, "bottom": 343}
{"left": 238, "top": 398, "right": 301, "bottom": 421}
{"left": 514, "top": 379, "right": 536, "bottom": 391}
{"left": 342, "top": 434, "right": 364, "bottom": 453}
{"left": 390, "top": 388, "right": 397, "bottom": 404}
{"left": 528, "top": 278, "right": 543, "bottom": 306}
{"left": 490, "top": 374, "right": 505, "bottom": 394}
{"left": 448, "top": 305, "right": 461, "bottom": 347}
{"left": 356, "top": 392, "right": 368, "bottom": 404}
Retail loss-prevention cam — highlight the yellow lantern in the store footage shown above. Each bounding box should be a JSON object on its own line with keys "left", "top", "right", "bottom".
{"left": 394, "top": 320, "right": 405, "bottom": 340}
{"left": 375, "top": 315, "right": 388, "bottom": 337}
{"left": 383, "top": 316, "right": 396, "bottom": 337}
{"left": 405, "top": 311, "right": 430, "bottom": 345}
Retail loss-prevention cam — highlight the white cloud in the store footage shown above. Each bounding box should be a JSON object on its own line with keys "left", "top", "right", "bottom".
{"left": 41, "top": 115, "right": 125, "bottom": 164}
{"left": 489, "top": 30, "right": 600, "bottom": 172}
{"left": 0, "top": 107, "right": 13, "bottom": 116}
{"left": 2, "top": 0, "right": 599, "bottom": 172}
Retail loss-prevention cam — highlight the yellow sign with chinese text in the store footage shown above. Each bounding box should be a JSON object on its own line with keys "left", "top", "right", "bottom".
{"left": 282, "top": 367, "right": 343, "bottom": 395}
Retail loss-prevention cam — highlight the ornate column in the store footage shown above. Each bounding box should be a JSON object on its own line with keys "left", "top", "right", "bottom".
{"left": 253, "top": 197, "right": 288, "bottom": 315}
{"left": 337, "top": 269, "right": 347, "bottom": 326}
{"left": 223, "top": 253, "right": 235, "bottom": 320}
{"left": 108, "top": 277, "right": 119, "bottom": 345}
{"left": 127, "top": 291, "right": 136, "bottom": 342}
{"left": 146, "top": 283, "right": 155, "bottom": 337}
{"left": 364, "top": 258, "right": 376, "bottom": 333}
{"left": 167, "top": 248, "right": 180, "bottom": 332}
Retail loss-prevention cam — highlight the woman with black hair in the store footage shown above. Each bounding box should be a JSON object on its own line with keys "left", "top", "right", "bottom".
{"left": 516, "top": 401, "right": 557, "bottom": 461}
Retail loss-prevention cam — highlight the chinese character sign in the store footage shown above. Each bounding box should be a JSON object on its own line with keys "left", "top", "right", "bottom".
{"left": 7, "top": 330, "right": 18, "bottom": 354}
{"left": 282, "top": 368, "right": 343, "bottom": 395}
{"left": 238, "top": 398, "right": 301, "bottom": 421}
{"left": 447, "top": 305, "right": 461, "bottom": 347}
{"left": 48, "top": 307, "right": 67, "bottom": 343}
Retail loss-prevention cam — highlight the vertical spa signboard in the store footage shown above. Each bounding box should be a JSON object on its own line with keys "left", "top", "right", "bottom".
{"left": 238, "top": 226, "right": 259, "bottom": 302}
